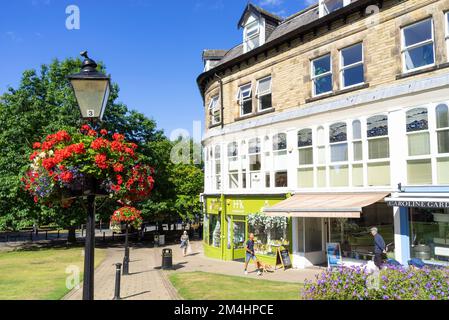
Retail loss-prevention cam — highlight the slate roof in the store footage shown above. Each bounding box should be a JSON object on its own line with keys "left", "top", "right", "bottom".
{"left": 237, "top": 3, "right": 284, "bottom": 28}
{"left": 202, "top": 50, "right": 228, "bottom": 59}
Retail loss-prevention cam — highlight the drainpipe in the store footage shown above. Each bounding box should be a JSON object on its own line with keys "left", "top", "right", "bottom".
{"left": 214, "top": 73, "right": 224, "bottom": 130}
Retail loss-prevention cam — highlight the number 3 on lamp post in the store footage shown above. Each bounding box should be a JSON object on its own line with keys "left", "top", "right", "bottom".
{"left": 87, "top": 110, "right": 95, "bottom": 117}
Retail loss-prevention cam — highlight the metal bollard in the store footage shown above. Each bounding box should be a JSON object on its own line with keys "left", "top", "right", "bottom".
{"left": 103, "top": 232, "right": 106, "bottom": 242}
{"left": 113, "top": 263, "right": 122, "bottom": 300}
{"left": 45, "top": 230, "right": 48, "bottom": 240}
{"left": 57, "top": 230, "right": 60, "bottom": 239}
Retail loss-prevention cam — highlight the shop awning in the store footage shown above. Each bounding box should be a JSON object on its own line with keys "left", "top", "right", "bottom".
{"left": 263, "top": 193, "right": 389, "bottom": 218}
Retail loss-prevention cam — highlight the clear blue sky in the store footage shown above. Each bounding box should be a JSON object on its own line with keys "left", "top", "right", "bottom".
{"left": 0, "top": 0, "right": 311, "bottom": 138}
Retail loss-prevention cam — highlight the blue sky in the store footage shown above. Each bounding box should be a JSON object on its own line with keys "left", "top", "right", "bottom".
{"left": 0, "top": 0, "right": 312, "bottom": 139}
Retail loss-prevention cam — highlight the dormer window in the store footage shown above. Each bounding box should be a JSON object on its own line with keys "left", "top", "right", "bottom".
{"left": 319, "top": 0, "right": 352, "bottom": 17}
{"left": 244, "top": 20, "right": 261, "bottom": 52}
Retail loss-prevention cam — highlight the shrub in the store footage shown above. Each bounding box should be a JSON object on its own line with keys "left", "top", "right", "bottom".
{"left": 303, "top": 265, "right": 449, "bottom": 300}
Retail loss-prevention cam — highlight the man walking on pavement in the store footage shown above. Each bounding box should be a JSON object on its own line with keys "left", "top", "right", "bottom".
{"left": 244, "top": 233, "right": 261, "bottom": 276}
{"left": 370, "top": 227, "right": 386, "bottom": 269}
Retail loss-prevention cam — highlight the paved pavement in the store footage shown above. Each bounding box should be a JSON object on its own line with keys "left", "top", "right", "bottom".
{"left": 64, "top": 241, "right": 323, "bottom": 300}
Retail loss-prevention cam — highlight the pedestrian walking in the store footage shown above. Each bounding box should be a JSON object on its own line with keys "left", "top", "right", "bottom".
{"left": 244, "top": 233, "right": 261, "bottom": 276}
{"left": 370, "top": 227, "right": 386, "bottom": 269}
{"left": 180, "top": 231, "right": 190, "bottom": 257}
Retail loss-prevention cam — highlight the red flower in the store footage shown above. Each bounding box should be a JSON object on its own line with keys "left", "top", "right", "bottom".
{"left": 111, "top": 184, "right": 121, "bottom": 192}
{"left": 42, "top": 158, "right": 57, "bottom": 170}
{"left": 70, "top": 143, "right": 86, "bottom": 154}
{"left": 29, "top": 151, "right": 39, "bottom": 161}
{"left": 124, "top": 148, "right": 134, "bottom": 156}
{"left": 95, "top": 154, "right": 108, "bottom": 169}
{"left": 81, "top": 124, "right": 91, "bottom": 132}
{"left": 113, "top": 163, "right": 124, "bottom": 173}
{"left": 34, "top": 196, "right": 39, "bottom": 203}
{"left": 61, "top": 171, "right": 74, "bottom": 183}
{"left": 100, "top": 129, "right": 108, "bottom": 136}
{"left": 91, "top": 138, "right": 109, "bottom": 150}
{"left": 113, "top": 133, "right": 125, "bottom": 141}
{"left": 55, "top": 130, "right": 71, "bottom": 142}
{"left": 110, "top": 141, "right": 123, "bottom": 152}
{"left": 116, "top": 175, "right": 123, "bottom": 185}
{"left": 33, "top": 142, "right": 41, "bottom": 149}
{"left": 88, "top": 130, "right": 97, "bottom": 137}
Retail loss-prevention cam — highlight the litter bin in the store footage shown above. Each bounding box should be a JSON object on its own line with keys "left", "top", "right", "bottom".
{"left": 162, "top": 249, "right": 173, "bottom": 270}
{"left": 159, "top": 234, "right": 165, "bottom": 246}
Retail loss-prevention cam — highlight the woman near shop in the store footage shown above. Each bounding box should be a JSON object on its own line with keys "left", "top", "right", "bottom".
{"left": 180, "top": 231, "right": 190, "bottom": 257}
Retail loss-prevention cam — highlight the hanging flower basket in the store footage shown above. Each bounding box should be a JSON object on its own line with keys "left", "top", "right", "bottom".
{"left": 22, "top": 125, "right": 155, "bottom": 207}
{"left": 110, "top": 206, "right": 143, "bottom": 230}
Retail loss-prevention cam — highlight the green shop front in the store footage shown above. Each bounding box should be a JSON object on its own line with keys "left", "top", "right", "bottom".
{"left": 203, "top": 194, "right": 291, "bottom": 264}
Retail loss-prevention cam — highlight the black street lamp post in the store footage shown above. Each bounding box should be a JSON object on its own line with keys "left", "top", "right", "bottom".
{"left": 123, "top": 223, "right": 130, "bottom": 275}
{"left": 68, "top": 51, "right": 111, "bottom": 301}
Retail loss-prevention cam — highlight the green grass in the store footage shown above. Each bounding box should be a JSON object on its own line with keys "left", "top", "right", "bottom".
{"left": 168, "top": 272, "right": 302, "bottom": 300}
{"left": 0, "top": 247, "right": 106, "bottom": 300}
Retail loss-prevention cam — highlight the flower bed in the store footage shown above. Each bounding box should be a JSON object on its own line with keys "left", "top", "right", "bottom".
{"left": 22, "top": 125, "right": 154, "bottom": 207}
{"left": 303, "top": 266, "right": 449, "bottom": 300}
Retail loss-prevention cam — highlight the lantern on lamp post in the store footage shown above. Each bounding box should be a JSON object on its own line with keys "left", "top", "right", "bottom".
{"left": 68, "top": 51, "right": 111, "bottom": 300}
{"left": 69, "top": 51, "right": 111, "bottom": 121}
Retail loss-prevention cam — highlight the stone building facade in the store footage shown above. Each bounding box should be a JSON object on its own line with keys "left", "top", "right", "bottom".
{"left": 198, "top": 0, "right": 449, "bottom": 268}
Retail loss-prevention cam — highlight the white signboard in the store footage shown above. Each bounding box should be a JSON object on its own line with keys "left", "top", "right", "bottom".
{"left": 435, "top": 247, "right": 449, "bottom": 257}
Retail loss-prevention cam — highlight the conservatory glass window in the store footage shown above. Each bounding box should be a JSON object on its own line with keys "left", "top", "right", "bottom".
{"left": 367, "top": 115, "right": 390, "bottom": 186}
{"left": 330, "top": 122, "right": 348, "bottom": 162}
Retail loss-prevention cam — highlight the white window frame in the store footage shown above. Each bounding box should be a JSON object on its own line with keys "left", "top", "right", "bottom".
{"left": 214, "top": 145, "right": 222, "bottom": 191}
{"left": 366, "top": 114, "right": 390, "bottom": 163}
{"left": 436, "top": 104, "right": 449, "bottom": 156}
{"left": 297, "top": 128, "right": 314, "bottom": 189}
{"left": 340, "top": 43, "right": 365, "bottom": 89}
{"left": 272, "top": 133, "right": 287, "bottom": 155}
{"left": 311, "top": 54, "right": 333, "bottom": 97}
{"left": 256, "top": 76, "right": 273, "bottom": 112}
{"left": 320, "top": 0, "right": 351, "bottom": 17}
{"left": 352, "top": 120, "right": 363, "bottom": 163}
{"left": 208, "top": 95, "right": 220, "bottom": 125}
{"left": 238, "top": 84, "right": 253, "bottom": 116}
{"left": 244, "top": 20, "right": 260, "bottom": 53}
{"left": 405, "top": 107, "right": 432, "bottom": 185}
{"left": 329, "top": 122, "right": 349, "bottom": 164}
{"left": 401, "top": 18, "right": 435, "bottom": 73}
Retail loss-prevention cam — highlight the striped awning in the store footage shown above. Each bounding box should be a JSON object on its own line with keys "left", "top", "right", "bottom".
{"left": 263, "top": 193, "right": 389, "bottom": 218}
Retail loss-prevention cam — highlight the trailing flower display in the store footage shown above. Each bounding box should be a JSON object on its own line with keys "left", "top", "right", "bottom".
{"left": 110, "top": 206, "right": 143, "bottom": 230}
{"left": 22, "top": 125, "right": 154, "bottom": 207}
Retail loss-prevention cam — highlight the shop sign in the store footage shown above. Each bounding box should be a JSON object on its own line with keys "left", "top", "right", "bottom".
{"left": 207, "top": 198, "right": 221, "bottom": 213}
{"left": 387, "top": 200, "right": 449, "bottom": 209}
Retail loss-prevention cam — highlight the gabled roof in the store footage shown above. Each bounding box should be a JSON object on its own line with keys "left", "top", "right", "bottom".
{"left": 237, "top": 3, "right": 284, "bottom": 28}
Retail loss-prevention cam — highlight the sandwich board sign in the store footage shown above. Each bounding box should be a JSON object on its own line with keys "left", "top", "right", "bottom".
{"left": 327, "top": 242, "right": 343, "bottom": 269}
{"left": 275, "top": 247, "right": 292, "bottom": 270}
